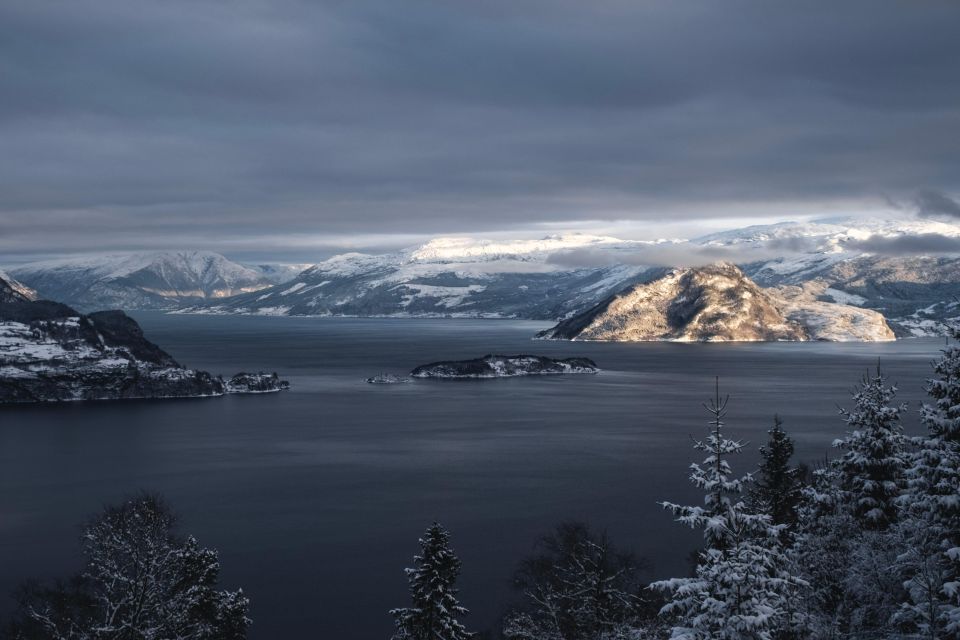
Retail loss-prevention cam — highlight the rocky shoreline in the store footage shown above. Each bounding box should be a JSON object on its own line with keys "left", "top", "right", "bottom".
{"left": 0, "top": 274, "right": 289, "bottom": 404}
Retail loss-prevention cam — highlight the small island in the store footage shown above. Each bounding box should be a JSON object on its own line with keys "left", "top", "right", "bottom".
{"left": 226, "top": 372, "right": 290, "bottom": 394}
{"left": 410, "top": 354, "right": 599, "bottom": 379}
{"left": 365, "top": 373, "right": 411, "bottom": 384}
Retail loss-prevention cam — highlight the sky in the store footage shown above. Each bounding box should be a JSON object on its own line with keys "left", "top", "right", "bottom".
{"left": 2, "top": 0, "right": 959, "bottom": 263}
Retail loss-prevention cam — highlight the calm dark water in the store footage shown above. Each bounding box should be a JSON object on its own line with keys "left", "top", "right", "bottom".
{"left": 0, "top": 314, "right": 945, "bottom": 638}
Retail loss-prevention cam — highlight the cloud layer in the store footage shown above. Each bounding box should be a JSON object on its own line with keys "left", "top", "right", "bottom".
{"left": 1, "top": 0, "right": 959, "bottom": 259}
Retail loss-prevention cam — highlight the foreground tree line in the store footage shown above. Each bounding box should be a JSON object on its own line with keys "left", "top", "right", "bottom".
{"left": 2, "top": 494, "right": 249, "bottom": 640}
{"left": 391, "top": 333, "right": 960, "bottom": 640}
{"left": 6, "top": 334, "right": 960, "bottom": 639}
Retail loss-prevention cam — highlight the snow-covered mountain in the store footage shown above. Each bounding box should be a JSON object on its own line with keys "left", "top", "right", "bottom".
{"left": 184, "top": 234, "right": 656, "bottom": 319}
{"left": 8, "top": 251, "right": 282, "bottom": 311}
{"left": 538, "top": 263, "right": 894, "bottom": 342}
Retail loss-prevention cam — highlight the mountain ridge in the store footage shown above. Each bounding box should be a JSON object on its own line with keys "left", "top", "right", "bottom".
{"left": 8, "top": 251, "right": 297, "bottom": 312}
{"left": 8, "top": 218, "right": 960, "bottom": 335}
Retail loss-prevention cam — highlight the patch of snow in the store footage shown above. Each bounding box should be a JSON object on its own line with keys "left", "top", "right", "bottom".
{"left": 280, "top": 282, "right": 307, "bottom": 295}
{"left": 252, "top": 306, "right": 292, "bottom": 316}
{"left": 823, "top": 287, "right": 867, "bottom": 306}
{"left": 395, "top": 284, "right": 486, "bottom": 308}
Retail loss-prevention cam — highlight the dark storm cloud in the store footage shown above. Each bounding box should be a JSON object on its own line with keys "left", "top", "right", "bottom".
{"left": 547, "top": 236, "right": 826, "bottom": 270}
{"left": 1, "top": 0, "right": 959, "bottom": 259}
{"left": 845, "top": 233, "right": 960, "bottom": 256}
{"left": 915, "top": 190, "right": 960, "bottom": 219}
{"left": 548, "top": 230, "right": 960, "bottom": 270}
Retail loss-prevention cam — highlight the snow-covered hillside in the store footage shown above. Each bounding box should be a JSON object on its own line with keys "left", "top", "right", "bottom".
{"left": 8, "top": 251, "right": 279, "bottom": 311}
{"left": 0, "top": 271, "right": 37, "bottom": 303}
{"left": 0, "top": 282, "right": 289, "bottom": 402}
{"left": 184, "top": 234, "right": 654, "bottom": 319}
{"left": 538, "top": 263, "right": 894, "bottom": 342}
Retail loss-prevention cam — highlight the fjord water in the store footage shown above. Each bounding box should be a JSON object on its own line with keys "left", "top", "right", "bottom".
{"left": 0, "top": 314, "right": 944, "bottom": 638}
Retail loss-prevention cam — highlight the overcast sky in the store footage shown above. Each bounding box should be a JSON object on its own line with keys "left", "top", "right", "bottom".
{"left": 2, "top": 0, "right": 959, "bottom": 262}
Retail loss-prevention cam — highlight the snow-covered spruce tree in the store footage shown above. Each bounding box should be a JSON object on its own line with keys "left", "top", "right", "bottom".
{"left": 893, "top": 330, "right": 960, "bottom": 638}
{"left": 748, "top": 416, "right": 802, "bottom": 532}
{"left": 652, "top": 382, "right": 807, "bottom": 640}
{"left": 793, "top": 369, "right": 909, "bottom": 638}
{"left": 833, "top": 368, "right": 908, "bottom": 531}
{"left": 391, "top": 522, "right": 472, "bottom": 640}
{"left": 6, "top": 493, "right": 249, "bottom": 640}
{"left": 792, "top": 467, "right": 860, "bottom": 639}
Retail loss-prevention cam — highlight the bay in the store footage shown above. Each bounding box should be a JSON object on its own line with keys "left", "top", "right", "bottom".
{"left": 0, "top": 314, "right": 944, "bottom": 638}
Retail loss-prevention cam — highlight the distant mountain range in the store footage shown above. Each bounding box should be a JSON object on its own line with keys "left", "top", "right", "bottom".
{"left": 7, "top": 251, "right": 306, "bottom": 312}
{"left": 178, "top": 234, "right": 653, "bottom": 320}
{"left": 7, "top": 217, "right": 960, "bottom": 337}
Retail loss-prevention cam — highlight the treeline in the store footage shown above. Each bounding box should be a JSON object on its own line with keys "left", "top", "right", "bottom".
{"left": 6, "top": 334, "right": 960, "bottom": 639}
{"left": 390, "top": 333, "right": 960, "bottom": 640}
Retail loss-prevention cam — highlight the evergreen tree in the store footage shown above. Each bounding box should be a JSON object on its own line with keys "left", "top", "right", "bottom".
{"left": 794, "top": 369, "right": 911, "bottom": 638}
{"left": 748, "top": 416, "right": 802, "bottom": 531}
{"left": 894, "top": 330, "right": 960, "bottom": 637}
{"left": 391, "top": 523, "right": 472, "bottom": 640}
{"left": 791, "top": 461, "right": 871, "bottom": 639}
{"left": 652, "top": 381, "right": 807, "bottom": 640}
{"left": 833, "top": 368, "right": 908, "bottom": 530}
